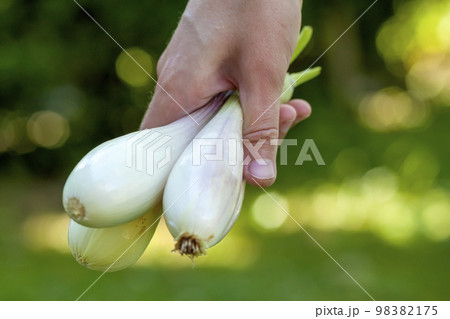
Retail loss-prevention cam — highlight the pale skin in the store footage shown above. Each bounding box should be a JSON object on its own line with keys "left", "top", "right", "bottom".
{"left": 141, "top": 0, "right": 311, "bottom": 187}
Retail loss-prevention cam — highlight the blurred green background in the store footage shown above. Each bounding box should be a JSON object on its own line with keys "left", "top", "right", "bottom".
{"left": 1, "top": 0, "right": 449, "bottom": 300}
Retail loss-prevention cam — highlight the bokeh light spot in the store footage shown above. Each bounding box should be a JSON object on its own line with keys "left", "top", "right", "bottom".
{"left": 362, "top": 167, "right": 398, "bottom": 203}
{"left": 2, "top": 115, "right": 36, "bottom": 154}
{"left": 437, "top": 13, "right": 450, "bottom": 49}
{"left": 310, "top": 184, "right": 340, "bottom": 231}
{"left": 251, "top": 192, "right": 289, "bottom": 230}
{"left": 376, "top": 0, "right": 450, "bottom": 68}
{"left": 115, "top": 47, "right": 154, "bottom": 88}
{"left": 335, "top": 182, "right": 369, "bottom": 231}
{"left": 422, "top": 202, "right": 450, "bottom": 241}
{"left": 22, "top": 213, "right": 70, "bottom": 253}
{"left": 406, "top": 54, "right": 450, "bottom": 102}
{"left": 27, "top": 111, "right": 70, "bottom": 149}
{"left": 358, "top": 87, "right": 429, "bottom": 131}
{"left": 370, "top": 201, "right": 416, "bottom": 245}
{"left": 0, "top": 115, "right": 7, "bottom": 153}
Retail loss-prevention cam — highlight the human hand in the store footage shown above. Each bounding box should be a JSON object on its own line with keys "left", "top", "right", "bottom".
{"left": 141, "top": 0, "right": 310, "bottom": 187}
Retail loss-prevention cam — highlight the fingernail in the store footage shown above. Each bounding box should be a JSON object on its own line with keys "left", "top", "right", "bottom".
{"left": 248, "top": 159, "right": 276, "bottom": 180}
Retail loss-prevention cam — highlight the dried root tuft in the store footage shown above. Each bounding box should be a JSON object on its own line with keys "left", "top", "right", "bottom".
{"left": 173, "top": 233, "right": 206, "bottom": 259}
{"left": 75, "top": 254, "right": 88, "bottom": 267}
{"left": 66, "top": 197, "right": 86, "bottom": 221}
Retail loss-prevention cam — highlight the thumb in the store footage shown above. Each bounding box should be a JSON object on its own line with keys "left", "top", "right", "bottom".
{"left": 240, "top": 77, "right": 283, "bottom": 188}
{"left": 140, "top": 57, "right": 229, "bottom": 129}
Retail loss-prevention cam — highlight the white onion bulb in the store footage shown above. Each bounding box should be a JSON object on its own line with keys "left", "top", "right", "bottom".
{"left": 68, "top": 207, "right": 160, "bottom": 272}
{"left": 163, "top": 94, "right": 245, "bottom": 258}
{"left": 63, "top": 94, "right": 228, "bottom": 228}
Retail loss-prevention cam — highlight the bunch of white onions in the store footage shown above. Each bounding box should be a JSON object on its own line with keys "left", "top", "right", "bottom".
{"left": 62, "top": 26, "right": 320, "bottom": 272}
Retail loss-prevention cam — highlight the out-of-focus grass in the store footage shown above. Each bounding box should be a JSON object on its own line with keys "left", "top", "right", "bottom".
{"left": 1, "top": 177, "right": 449, "bottom": 301}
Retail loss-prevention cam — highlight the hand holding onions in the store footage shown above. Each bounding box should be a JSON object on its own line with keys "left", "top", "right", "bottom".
{"left": 63, "top": 26, "right": 320, "bottom": 271}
